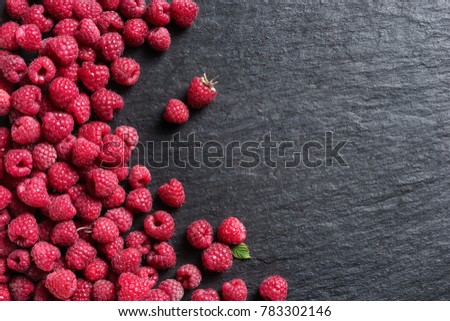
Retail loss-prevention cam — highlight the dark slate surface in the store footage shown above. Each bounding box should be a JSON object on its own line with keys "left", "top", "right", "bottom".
{"left": 2, "top": 1, "right": 450, "bottom": 300}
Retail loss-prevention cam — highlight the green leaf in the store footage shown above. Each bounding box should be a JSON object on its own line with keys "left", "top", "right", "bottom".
{"left": 231, "top": 243, "right": 251, "bottom": 260}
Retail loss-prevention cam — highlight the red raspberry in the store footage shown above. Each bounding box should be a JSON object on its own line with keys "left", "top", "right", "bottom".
{"left": 96, "top": 32, "right": 124, "bottom": 62}
{"left": 7, "top": 249, "right": 31, "bottom": 273}
{"left": 48, "top": 194, "right": 76, "bottom": 221}
{"left": 145, "top": 0, "right": 171, "bottom": 26}
{"left": 45, "top": 269, "right": 77, "bottom": 300}
{"left": 157, "top": 178, "right": 185, "bottom": 208}
{"left": 202, "top": 242, "right": 233, "bottom": 272}
{"left": 102, "top": 185, "right": 126, "bottom": 208}
{"left": 187, "top": 74, "right": 217, "bottom": 109}
{"left": 91, "top": 88, "right": 124, "bottom": 121}
{"left": 126, "top": 187, "right": 152, "bottom": 213}
{"left": 2, "top": 54, "right": 27, "bottom": 84}
{"left": 79, "top": 62, "right": 110, "bottom": 92}
{"left": 10, "top": 275, "right": 35, "bottom": 300}
{"left": 144, "top": 211, "right": 174, "bottom": 241}
{"left": 73, "top": 0, "right": 103, "bottom": 20}
{"left": 171, "top": 0, "right": 198, "bottom": 28}
{"left": 110, "top": 165, "right": 130, "bottom": 182}
{"left": 7, "top": 193, "right": 32, "bottom": 217}
{"left": 48, "top": 77, "right": 79, "bottom": 109}
{"left": 72, "top": 138, "right": 100, "bottom": 168}
{"left": 37, "top": 220, "right": 54, "bottom": 242}
{"left": 79, "top": 121, "right": 111, "bottom": 146}
{"left": 92, "top": 279, "right": 116, "bottom": 300}
{"left": 23, "top": 5, "right": 54, "bottom": 33}
{"left": 111, "top": 57, "right": 141, "bottom": 86}
{"left": 28, "top": 57, "right": 56, "bottom": 85}
{"left": 176, "top": 264, "right": 202, "bottom": 289}
{"left": 87, "top": 168, "right": 118, "bottom": 198}
{"left": 67, "top": 93, "right": 91, "bottom": 125}
{"left": 98, "top": 236, "right": 123, "bottom": 260}
{"left": 43, "top": 0, "right": 74, "bottom": 20}
{"left": 73, "top": 192, "right": 102, "bottom": 222}
{"left": 158, "top": 279, "right": 184, "bottom": 301}
{"left": 6, "top": 0, "right": 29, "bottom": 19}
{"left": 48, "top": 162, "right": 79, "bottom": 192}
{"left": 111, "top": 248, "right": 141, "bottom": 273}
{"left": 0, "top": 22, "right": 20, "bottom": 51}
{"left": 34, "top": 280, "right": 56, "bottom": 301}
{"left": 66, "top": 239, "right": 97, "bottom": 270}
{"left": 0, "top": 187, "right": 12, "bottom": 211}
{"left": 192, "top": 288, "right": 220, "bottom": 301}
{"left": 75, "top": 19, "right": 101, "bottom": 46}
{"left": 114, "top": 125, "right": 139, "bottom": 150}
{"left": 0, "top": 284, "right": 11, "bottom": 301}
{"left": 259, "top": 276, "right": 288, "bottom": 301}
{"left": 92, "top": 217, "right": 119, "bottom": 243}
{"left": 0, "top": 209, "right": 11, "bottom": 230}
{"left": 98, "top": 0, "right": 120, "bottom": 10}
{"left": 15, "top": 24, "right": 42, "bottom": 52}
{"left": 222, "top": 278, "right": 247, "bottom": 301}
{"left": 78, "top": 45, "right": 97, "bottom": 63}
{"left": 0, "top": 127, "right": 11, "bottom": 156}
{"left": 11, "top": 85, "right": 41, "bottom": 115}
{"left": 117, "top": 272, "right": 151, "bottom": 301}
{"left": 47, "top": 36, "right": 79, "bottom": 66}
{"left": 16, "top": 177, "right": 49, "bottom": 208}
{"left": 136, "top": 266, "right": 158, "bottom": 288}
{"left": 5, "top": 148, "right": 34, "bottom": 177}
{"left": 119, "top": 0, "right": 146, "bottom": 18}
{"left": 51, "top": 220, "right": 79, "bottom": 247}
{"left": 0, "top": 89, "right": 11, "bottom": 116}
{"left": 122, "top": 18, "right": 148, "bottom": 47}
{"left": 56, "top": 63, "right": 80, "bottom": 83}
{"left": 31, "top": 241, "right": 61, "bottom": 272}
{"left": 146, "top": 242, "right": 176, "bottom": 270}
{"left": 146, "top": 289, "right": 169, "bottom": 301}
{"left": 38, "top": 96, "right": 58, "bottom": 118}
{"left": 186, "top": 219, "right": 213, "bottom": 249}
{"left": 105, "top": 207, "right": 133, "bottom": 233}
{"left": 67, "top": 184, "right": 85, "bottom": 201}
{"left": 163, "top": 99, "right": 189, "bottom": 124}
{"left": 95, "top": 11, "right": 124, "bottom": 33}
{"left": 0, "top": 228, "right": 17, "bottom": 258}
{"left": 7, "top": 213, "right": 39, "bottom": 248}
{"left": 42, "top": 112, "right": 75, "bottom": 144}
{"left": 128, "top": 165, "right": 151, "bottom": 189}
{"left": 147, "top": 27, "right": 171, "bottom": 52}
{"left": 71, "top": 278, "right": 93, "bottom": 301}
{"left": 125, "top": 231, "right": 151, "bottom": 256}
{"left": 217, "top": 217, "right": 246, "bottom": 245}
{"left": 53, "top": 19, "right": 79, "bottom": 36}
{"left": 84, "top": 258, "right": 109, "bottom": 282}
{"left": 54, "top": 134, "right": 76, "bottom": 161}
{"left": 11, "top": 116, "right": 41, "bottom": 145}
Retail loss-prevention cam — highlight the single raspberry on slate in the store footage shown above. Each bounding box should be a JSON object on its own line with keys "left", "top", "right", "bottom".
{"left": 187, "top": 74, "right": 218, "bottom": 109}
{"left": 79, "top": 121, "right": 111, "bottom": 146}
{"left": 48, "top": 77, "right": 79, "bottom": 109}
{"left": 7, "top": 213, "right": 39, "bottom": 248}
{"left": 45, "top": 269, "right": 77, "bottom": 300}
{"left": 111, "top": 247, "right": 142, "bottom": 273}
{"left": 105, "top": 207, "right": 133, "bottom": 233}
{"left": 114, "top": 125, "right": 139, "bottom": 150}
{"left": 144, "top": 211, "right": 174, "bottom": 241}
{"left": 2, "top": 55, "right": 28, "bottom": 84}
{"left": 122, "top": 18, "right": 148, "bottom": 47}
{"left": 0, "top": 284, "right": 11, "bottom": 301}
{"left": 171, "top": 0, "right": 198, "bottom": 28}
{"left": 15, "top": 24, "right": 42, "bottom": 52}
{"left": 98, "top": 236, "right": 124, "bottom": 260}
{"left": 0, "top": 186, "right": 12, "bottom": 210}
{"left": 9, "top": 275, "right": 35, "bottom": 300}
{"left": 28, "top": 57, "right": 56, "bottom": 85}
{"left": 98, "top": 0, "right": 120, "bottom": 10}
{"left": 126, "top": 187, "right": 152, "bottom": 213}
{"left": 120, "top": 0, "right": 146, "bottom": 18}
{"left": 73, "top": 0, "right": 103, "bottom": 20}
{"left": 79, "top": 62, "right": 110, "bottom": 92}
{"left": 48, "top": 194, "right": 77, "bottom": 221}
{"left": 222, "top": 279, "right": 247, "bottom": 301}
{"left": 136, "top": 266, "right": 158, "bottom": 288}
{"left": 16, "top": 176, "right": 50, "bottom": 208}
{"left": 176, "top": 264, "right": 202, "bottom": 289}
{"left": 157, "top": 178, "right": 185, "bottom": 208}
{"left": 128, "top": 165, "right": 151, "bottom": 189}
{"left": 42, "top": 112, "right": 75, "bottom": 144}
{"left": 48, "top": 162, "right": 79, "bottom": 192}
{"left": 163, "top": 99, "right": 189, "bottom": 124}
{"left": 11, "top": 116, "right": 41, "bottom": 145}
{"left": 96, "top": 11, "right": 124, "bottom": 33}
{"left": 10, "top": 85, "right": 41, "bottom": 115}
{"left": 191, "top": 288, "right": 220, "bottom": 301}
{"left": 0, "top": 209, "right": 11, "bottom": 230}
{"left": 202, "top": 242, "right": 233, "bottom": 272}
{"left": 5, "top": 149, "right": 33, "bottom": 178}
{"left": 71, "top": 278, "right": 93, "bottom": 301}
{"left": 0, "top": 22, "right": 20, "bottom": 51}
{"left": 47, "top": 35, "right": 79, "bottom": 66}
{"left": 102, "top": 185, "right": 126, "bottom": 209}
{"left": 66, "top": 239, "right": 97, "bottom": 270}
{"left": 146, "top": 289, "right": 169, "bottom": 301}
{"left": 111, "top": 57, "right": 141, "bottom": 86}
{"left": 51, "top": 220, "right": 79, "bottom": 247}
{"left": 56, "top": 62, "right": 80, "bottom": 83}
{"left": 43, "top": 0, "right": 74, "bottom": 20}
{"left": 6, "top": 0, "right": 29, "bottom": 19}
{"left": 75, "top": 19, "right": 101, "bottom": 46}
{"left": 23, "top": 4, "right": 54, "bottom": 33}
{"left": 0, "top": 89, "right": 11, "bottom": 116}
{"left": 7, "top": 249, "right": 31, "bottom": 273}
{"left": 78, "top": 45, "right": 97, "bottom": 63}
{"left": 186, "top": 219, "right": 213, "bottom": 249}
{"left": 87, "top": 168, "right": 118, "bottom": 198}
{"left": 125, "top": 231, "right": 151, "bottom": 256}
{"left": 147, "top": 27, "right": 171, "bottom": 52}
{"left": 146, "top": 242, "right": 176, "bottom": 270}
{"left": 84, "top": 258, "right": 109, "bottom": 282}
{"left": 91, "top": 88, "right": 124, "bottom": 121}
{"left": 259, "top": 276, "right": 288, "bottom": 301}
{"left": 73, "top": 192, "right": 102, "bottom": 222}
{"left": 96, "top": 32, "right": 124, "bottom": 62}
{"left": 145, "top": 0, "right": 171, "bottom": 26}
{"left": 158, "top": 279, "right": 184, "bottom": 301}
{"left": 117, "top": 272, "right": 151, "bottom": 301}
{"left": 53, "top": 19, "right": 79, "bottom": 36}
{"left": 92, "top": 279, "right": 116, "bottom": 301}
{"left": 31, "top": 241, "right": 61, "bottom": 272}
{"left": 92, "top": 217, "right": 119, "bottom": 243}
{"left": 217, "top": 217, "right": 247, "bottom": 245}
{"left": 72, "top": 137, "right": 100, "bottom": 167}
{"left": 34, "top": 281, "right": 56, "bottom": 301}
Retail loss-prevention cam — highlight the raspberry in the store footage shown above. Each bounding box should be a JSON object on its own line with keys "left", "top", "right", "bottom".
{"left": 136, "top": 266, "right": 158, "bottom": 288}
{"left": 75, "top": 19, "right": 101, "bottom": 46}
{"left": 31, "top": 241, "right": 61, "bottom": 272}
{"left": 38, "top": 96, "right": 58, "bottom": 119}
{"left": 53, "top": 19, "right": 79, "bottom": 36}
{"left": 95, "top": 11, "right": 124, "bottom": 33}
{"left": 45, "top": 269, "right": 77, "bottom": 300}
{"left": 43, "top": 0, "right": 74, "bottom": 20}
{"left": 73, "top": 0, "right": 103, "bottom": 20}
{"left": 71, "top": 278, "right": 93, "bottom": 301}
{"left": 11, "top": 116, "right": 41, "bottom": 145}
{"left": 7, "top": 193, "right": 32, "bottom": 217}
{"left": 98, "top": 236, "right": 123, "bottom": 260}
{"left": 98, "top": 0, "right": 120, "bottom": 10}
{"left": 7, "top": 249, "right": 31, "bottom": 273}
{"left": 0, "top": 229, "right": 17, "bottom": 258}
{"left": 78, "top": 45, "right": 97, "bottom": 63}
{"left": 37, "top": 220, "right": 54, "bottom": 242}
{"left": 102, "top": 185, "right": 125, "bottom": 208}
{"left": 48, "top": 162, "right": 79, "bottom": 192}
{"left": 259, "top": 276, "right": 288, "bottom": 301}
{"left": 158, "top": 279, "right": 184, "bottom": 301}
{"left": 0, "top": 283, "right": 11, "bottom": 300}
{"left": 6, "top": 0, "right": 29, "bottom": 19}
{"left": 67, "top": 93, "right": 91, "bottom": 125}
{"left": 147, "top": 27, "right": 171, "bottom": 52}
{"left": 202, "top": 243, "right": 233, "bottom": 272}
{"left": 176, "top": 264, "right": 202, "bottom": 289}
{"left": 55, "top": 65, "right": 79, "bottom": 87}
{"left": 16, "top": 177, "right": 50, "bottom": 208}
{"left": 23, "top": 5, "right": 54, "bottom": 33}
{"left": 34, "top": 281, "right": 55, "bottom": 301}
{"left": 84, "top": 258, "right": 109, "bottom": 282}
{"left": 49, "top": 77, "right": 79, "bottom": 109}
{"left": 0, "top": 89, "right": 11, "bottom": 116}
{"left": 117, "top": 272, "right": 151, "bottom": 301}
{"left": 48, "top": 194, "right": 76, "bottom": 221}
{"left": 146, "top": 289, "right": 169, "bottom": 301}
{"left": 157, "top": 178, "right": 185, "bottom": 208}
{"left": 104, "top": 207, "right": 133, "bottom": 233}
{"left": 122, "top": 18, "right": 148, "bottom": 47}
{"left": 0, "top": 128, "right": 11, "bottom": 156}
{"left": 51, "top": 220, "right": 79, "bottom": 247}
{"left": 171, "top": 0, "right": 198, "bottom": 28}
{"left": 126, "top": 187, "right": 152, "bottom": 213}
{"left": 114, "top": 126, "right": 139, "bottom": 150}
{"left": 111, "top": 248, "right": 141, "bottom": 273}
{"left": 67, "top": 184, "right": 85, "bottom": 201}
{"left": 42, "top": 112, "right": 75, "bottom": 144}
{"left": 15, "top": 24, "right": 42, "bottom": 52}
{"left": 111, "top": 57, "right": 141, "bottom": 86}
{"left": 145, "top": 0, "right": 171, "bottom": 27}
{"left": 92, "top": 279, "right": 116, "bottom": 300}
{"left": 87, "top": 168, "right": 118, "bottom": 198}
{"left": 10, "top": 85, "right": 41, "bottom": 115}
{"left": 0, "top": 209, "right": 11, "bottom": 230}
{"left": 144, "top": 211, "right": 174, "bottom": 241}
{"left": 72, "top": 138, "right": 100, "bottom": 167}
{"left": 222, "top": 279, "right": 247, "bottom": 301}
{"left": 47, "top": 36, "right": 79, "bottom": 66}
{"left": 187, "top": 74, "right": 217, "bottom": 109}
{"left": 66, "top": 239, "right": 97, "bottom": 270}
{"left": 217, "top": 217, "right": 246, "bottom": 245}
{"left": 91, "top": 88, "right": 124, "bottom": 121}
{"left": 2, "top": 54, "right": 27, "bottom": 84}
{"left": 191, "top": 288, "right": 220, "bottom": 301}
{"left": 7, "top": 213, "right": 39, "bottom": 248}
{"left": 0, "top": 186, "right": 12, "bottom": 210}
{"left": 28, "top": 57, "right": 56, "bottom": 85}
{"left": 163, "top": 99, "right": 189, "bottom": 124}
{"left": 79, "top": 62, "right": 110, "bottom": 92}
{"left": 119, "top": 0, "right": 146, "bottom": 18}
{"left": 0, "top": 22, "right": 20, "bottom": 51}
{"left": 110, "top": 165, "right": 130, "bottom": 182}
{"left": 79, "top": 121, "right": 111, "bottom": 146}
{"left": 73, "top": 192, "right": 102, "bottom": 222}
{"left": 128, "top": 165, "right": 151, "bottom": 189}
{"left": 125, "top": 231, "right": 151, "bottom": 256}
{"left": 96, "top": 32, "right": 124, "bottom": 62}
{"left": 10, "top": 275, "right": 35, "bottom": 300}
{"left": 146, "top": 242, "right": 176, "bottom": 270}
{"left": 92, "top": 217, "right": 119, "bottom": 243}
{"left": 186, "top": 219, "right": 213, "bottom": 249}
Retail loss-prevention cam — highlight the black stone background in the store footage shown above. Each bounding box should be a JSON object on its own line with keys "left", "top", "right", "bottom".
{"left": 2, "top": 0, "right": 450, "bottom": 300}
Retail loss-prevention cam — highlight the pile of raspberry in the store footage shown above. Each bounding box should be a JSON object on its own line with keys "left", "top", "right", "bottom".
{"left": 0, "top": 0, "right": 288, "bottom": 301}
